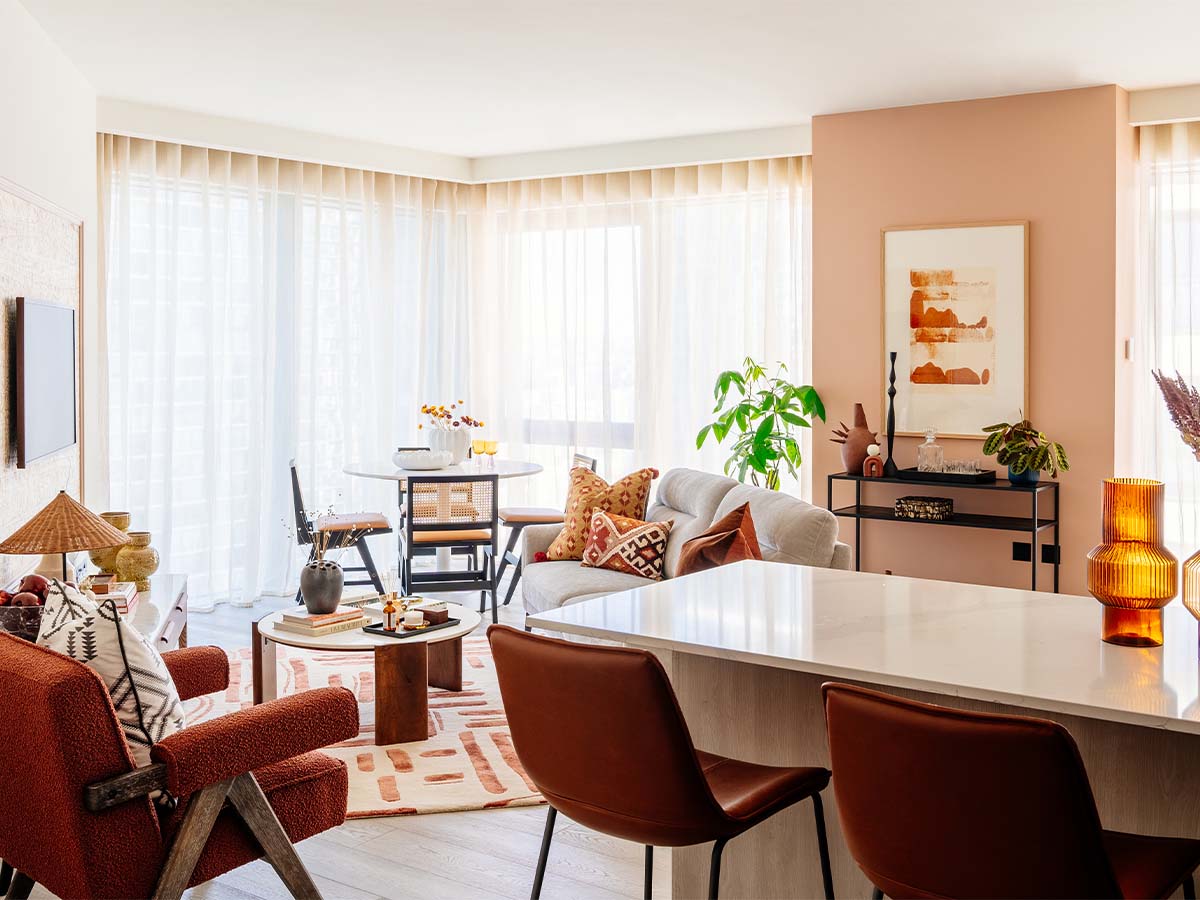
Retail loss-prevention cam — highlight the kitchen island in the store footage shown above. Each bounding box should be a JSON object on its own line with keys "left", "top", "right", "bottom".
{"left": 527, "top": 560, "right": 1200, "bottom": 899}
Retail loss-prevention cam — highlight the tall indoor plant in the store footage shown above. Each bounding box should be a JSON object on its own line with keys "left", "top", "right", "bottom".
{"left": 696, "top": 358, "right": 825, "bottom": 490}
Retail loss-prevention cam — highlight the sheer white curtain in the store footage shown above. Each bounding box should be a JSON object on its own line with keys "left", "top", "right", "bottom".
{"left": 99, "top": 135, "right": 471, "bottom": 608}
{"left": 468, "top": 158, "right": 812, "bottom": 507}
{"left": 1135, "top": 122, "right": 1200, "bottom": 550}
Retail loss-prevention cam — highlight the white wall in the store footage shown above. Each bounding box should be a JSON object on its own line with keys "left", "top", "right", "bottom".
{"left": 0, "top": 0, "right": 99, "bottom": 503}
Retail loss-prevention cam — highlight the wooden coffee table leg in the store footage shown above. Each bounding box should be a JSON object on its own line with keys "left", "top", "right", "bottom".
{"left": 375, "top": 642, "right": 429, "bottom": 745}
{"left": 252, "top": 620, "right": 277, "bottom": 704}
{"left": 428, "top": 637, "right": 463, "bottom": 692}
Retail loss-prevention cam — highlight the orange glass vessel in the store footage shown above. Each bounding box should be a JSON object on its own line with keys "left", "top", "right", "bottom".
{"left": 1086, "top": 478, "right": 1178, "bottom": 647}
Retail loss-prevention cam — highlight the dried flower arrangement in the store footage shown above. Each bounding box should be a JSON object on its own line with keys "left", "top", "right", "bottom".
{"left": 1153, "top": 370, "right": 1200, "bottom": 461}
{"left": 418, "top": 401, "right": 484, "bottom": 432}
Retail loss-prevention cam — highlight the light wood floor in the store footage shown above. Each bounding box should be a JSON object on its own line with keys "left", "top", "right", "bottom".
{"left": 28, "top": 577, "right": 667, "bottom": 900}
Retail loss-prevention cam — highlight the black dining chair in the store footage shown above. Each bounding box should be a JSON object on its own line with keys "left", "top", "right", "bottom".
{"left": 290, "top": 459, "right": 391, "bottom": 602}
{"left": 401, "top": 473, "right": 501, "bottom": 623}
{"left": 496, "top": 453, "right": 597, "bottom": 607}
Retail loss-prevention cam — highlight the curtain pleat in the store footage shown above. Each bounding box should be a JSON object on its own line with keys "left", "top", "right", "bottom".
{"left": 99, "top": 135, "right": 811, "bottom": 608}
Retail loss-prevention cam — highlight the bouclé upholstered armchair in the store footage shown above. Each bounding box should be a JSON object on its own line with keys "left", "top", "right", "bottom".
{"left": 0, "top": 633, "right": 359, "bottom": 900}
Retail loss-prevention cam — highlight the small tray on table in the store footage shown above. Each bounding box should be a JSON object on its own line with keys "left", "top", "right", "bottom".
{"left": 362, "top": 618, "right": 462, "bottom": 640}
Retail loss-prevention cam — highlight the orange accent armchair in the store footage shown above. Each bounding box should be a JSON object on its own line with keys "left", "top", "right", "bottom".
{"left": 0, "top": 634, "right": 359, "bottom": 900}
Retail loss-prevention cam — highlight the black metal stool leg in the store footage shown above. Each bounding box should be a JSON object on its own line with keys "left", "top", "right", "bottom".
{"left": 871, "top": 887, "right": 884, "bottom": 900}
{"left": 644, "top": 845, "right": 653, "bottom": 900}
{"left": 496, "top": 524, "right": 522, "bottom": 584}
{"left": 504, "top": 558, "right": 523, "bottom": 606}
{"left": 1185, "top": 875, "right": 1196, "bottom": 900}
{"left": 356, "top": 536, "right": 384, "bottom": 594}
{"left": 531, "top": 805, "right": 557, "bottom": 900}
{"left": 812, "top": 792, "right": 835, "bottom": 900}
{"left": 0, "top": 862, "right": 11, "bottom": 895}
{"left": 708, "top": 838, "right": 728, "bottom": 900}
{"left": 6, "top": 871, "right": 33, "bottom": 900}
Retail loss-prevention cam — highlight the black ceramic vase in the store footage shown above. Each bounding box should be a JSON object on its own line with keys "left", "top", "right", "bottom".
{"left": 883, "top": 351, "right": 899, "bottom": 477}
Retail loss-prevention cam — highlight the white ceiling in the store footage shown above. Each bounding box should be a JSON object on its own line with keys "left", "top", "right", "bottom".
{"left": 19, "top": 0, "right": 1200, "bottom": 159}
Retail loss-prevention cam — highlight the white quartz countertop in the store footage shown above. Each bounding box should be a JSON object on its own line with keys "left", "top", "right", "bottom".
{"left": 526, "top": 560, "right": 1200, "bottom": 735}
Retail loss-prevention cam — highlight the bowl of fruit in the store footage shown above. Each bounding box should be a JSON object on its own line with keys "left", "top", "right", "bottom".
{"left": 0, "top": 574, "right": 53, "bottom": 642}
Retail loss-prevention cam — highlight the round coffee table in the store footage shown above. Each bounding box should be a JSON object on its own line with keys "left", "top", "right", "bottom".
{"left": 252, "top": 602, "right": 482, "bottom": 745}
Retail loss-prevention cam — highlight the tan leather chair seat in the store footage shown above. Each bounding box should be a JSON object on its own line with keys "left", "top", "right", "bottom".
{"left": 499, "top": 506, "right": 565, "bottom": 525}
{"left": 315, "top": 513, "right": 389, "bottom": 531}
{"left": 411, "top": 528, "right": 492, "bottom": 543}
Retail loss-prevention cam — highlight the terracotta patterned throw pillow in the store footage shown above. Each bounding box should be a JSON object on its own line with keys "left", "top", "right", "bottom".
{"left": 581, "top": 509, "right": 673, "bottom": 580}
{"left": 546, "top": 467, "right": 659, "bottom": 561}
{"left": 676, "top": 502, "right": 762, "bottom": 576}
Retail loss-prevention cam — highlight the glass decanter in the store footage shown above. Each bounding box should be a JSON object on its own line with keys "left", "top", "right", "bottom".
{"left": 916, "top": 428, "right": 944, "bottom": 473}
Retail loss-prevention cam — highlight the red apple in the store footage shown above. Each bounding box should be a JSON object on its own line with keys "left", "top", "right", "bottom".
{"left": 0, "top": 591, "right": 11, "bottom": 607}
{"left": 18, "top": 574, "right": 49, "bottom": 596}
{"left": 11, "top": 592, "right": 40, "bottom": 607}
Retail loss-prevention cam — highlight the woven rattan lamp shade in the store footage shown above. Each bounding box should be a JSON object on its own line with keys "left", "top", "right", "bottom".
{"left": 0, "top": 491, "right": 131, "bottom": 554}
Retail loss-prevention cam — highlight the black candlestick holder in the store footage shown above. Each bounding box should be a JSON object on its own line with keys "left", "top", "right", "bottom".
{"left": 883, "top": 351, "right": 899, "bottom": 477}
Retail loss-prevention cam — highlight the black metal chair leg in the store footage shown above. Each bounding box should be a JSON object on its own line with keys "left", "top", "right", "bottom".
{"left": 490, "top": 553, "right": 499, "bottom": 624}
{"left": 496, "top": 525, "right": 522, "bottom": 584}
{"left": 0, "top": 862, "right": 12, "bottom": 895}
{"left": 6, "top": 871, "right": 33, "bottom": 900}
{"left": 504, "top": 558, "right": 523, "bottom": 606}
{"left": 708, "top": 837, "right": 728, "bottom": 900}
{"left": 871, "top": 887, "right": 884, "bottom": 900}
{"left": 1185, "top": 875, "right": 1196, "bottom": 900}
{"left": 531, "top": 805, "right": 557, "bottom": 900}
{"left": 356, "top": 536, "right": 384, "bottom": 594}
{"left": 812, "top": 792, "right": 835, "bottom": 900}
{"left": 644, "top": 845, "right": 653, "bottom": 900}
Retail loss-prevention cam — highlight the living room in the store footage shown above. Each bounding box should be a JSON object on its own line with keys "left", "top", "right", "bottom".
{"left": 4, "top": 2, "right": 1200, "bottom": 898}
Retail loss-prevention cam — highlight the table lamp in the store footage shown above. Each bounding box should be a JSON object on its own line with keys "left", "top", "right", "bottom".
{"left": 0, "top": 490, "right": 131, "bottom": 581}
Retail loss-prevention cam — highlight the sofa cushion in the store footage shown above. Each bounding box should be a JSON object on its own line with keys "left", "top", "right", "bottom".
{"left": 677, "top": 502, "right": 762, "bottom": 577}
{"left": 646, "top": 468, "right": 739, "bottom": 577}
{"left": 548, "top": 467, "right": 659, "bottom": 561}
{"left": 521, "top": 561, "right": 654, "bottom": 614}
{"left": 713, "top": 484, "right": 838, "bottom": 567}
{"left": 582, "top": 509, "right": 673, "bottom": 581}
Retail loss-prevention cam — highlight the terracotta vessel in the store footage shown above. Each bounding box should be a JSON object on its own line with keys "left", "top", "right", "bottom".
{"left": 116, "top": 531, "right": 160, "bottom": 591}
{"left": 831, "top": 404, "right": 878, "bottom": 475}
{"left": 89, "top": 511, "right": 131, "bottom": 575}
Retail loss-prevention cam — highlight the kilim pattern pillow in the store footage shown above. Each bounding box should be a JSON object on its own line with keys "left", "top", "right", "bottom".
{"left": 546, "top": 466, "right": 659, "bottom": 561}
{"left": 37, "top": 580, "right": 185, "bottom": 767}
{"left": 581, "top": 509, "right": 673, "bottom": 580}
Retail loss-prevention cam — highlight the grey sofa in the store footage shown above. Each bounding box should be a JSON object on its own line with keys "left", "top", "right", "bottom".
{"left": 519, "top": 467, "right": 853, "bottom": 614}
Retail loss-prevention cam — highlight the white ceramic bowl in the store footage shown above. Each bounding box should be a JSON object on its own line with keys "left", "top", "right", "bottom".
{"left": 392, "top": 449, "right": 452, "bottom": 470}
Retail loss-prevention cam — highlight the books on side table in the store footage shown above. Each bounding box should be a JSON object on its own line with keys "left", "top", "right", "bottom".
{"left": 276, "top": 605, "right": 368, "bottom": 636}
{"left": 87, "top": 577, "right": 140, "bottom": 615}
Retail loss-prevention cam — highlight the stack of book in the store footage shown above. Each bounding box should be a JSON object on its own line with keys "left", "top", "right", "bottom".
{"left": 90, "top": 580, "right": 139, "bottom": 615}
{"left": 275, "top": 606, "right": 367, "bottom": 636}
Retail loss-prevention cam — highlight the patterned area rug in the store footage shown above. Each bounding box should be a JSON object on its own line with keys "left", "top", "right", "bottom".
{"left": 185, "top": 637, "right": 544, "bottom": 818}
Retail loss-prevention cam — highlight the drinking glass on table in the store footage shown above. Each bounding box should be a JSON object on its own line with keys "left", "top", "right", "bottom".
{"left": 472, "top": 438, "right": 487, "bottom": 470}
{"left": 484, "top": 440, "right": 498, "bottom": 469}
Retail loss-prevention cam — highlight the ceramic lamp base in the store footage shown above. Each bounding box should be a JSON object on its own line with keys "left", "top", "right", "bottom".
{"left": 1102, "top": 607, "right": 1164, "bottom": 647}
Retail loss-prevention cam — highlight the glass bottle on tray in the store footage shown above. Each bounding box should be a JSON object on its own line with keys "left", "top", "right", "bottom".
{"left": 916, "top": 428, "right": 944, "bottom": 473}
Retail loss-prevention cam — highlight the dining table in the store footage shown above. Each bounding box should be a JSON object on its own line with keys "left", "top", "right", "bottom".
{"left": 344, "top": 458, "right": 544, "bottom": 569}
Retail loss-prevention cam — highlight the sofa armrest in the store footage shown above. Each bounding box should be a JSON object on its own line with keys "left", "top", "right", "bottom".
{"left": 830, "top": 541, "right": 853, "bottom": 571}
{"left": 151, "top": 686, "right": 358, "bottom": 797}
{"left": 162, "top": 646, "right": 230, "bottom": 701}
{"left": 522, "top": 523, "right": 563, "bottom": 561}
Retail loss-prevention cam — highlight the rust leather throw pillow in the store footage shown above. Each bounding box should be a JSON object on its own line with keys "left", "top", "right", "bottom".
{"left": 546, "top": 467, "right": 659, "bottom": 561}
{"left": 581, "top": 509, "right": 673, "bottom": 580}
{"left": 676, "top": 502, "right": 762, "bottom": 576}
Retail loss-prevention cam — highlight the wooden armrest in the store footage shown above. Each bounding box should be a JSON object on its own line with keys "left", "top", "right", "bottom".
{"left": 84, "top": 763, "right": 168, "bottom": 812}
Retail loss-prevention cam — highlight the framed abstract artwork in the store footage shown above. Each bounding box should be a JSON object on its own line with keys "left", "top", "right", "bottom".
{"left": 881, "top": 221, "right": 1028, "bottom": 438}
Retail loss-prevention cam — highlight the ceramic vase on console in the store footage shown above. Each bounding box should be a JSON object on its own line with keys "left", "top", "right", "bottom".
{"left": 89, "top": 511, "right": 131, "bottom": 574}
{"left": 300, "top": 560, "right": 344, "bottom": 615}
{"left": 1085, "top": 478, "right": 1177, "bottom": 648}
{"left": 115, "top": 531, "right": 160, "bottom": 591}
{"left": 428, "top": 428, "right": 470, "bottom": 465}
{"left": 831, "top": 404, "right": 877, "bottom": 475}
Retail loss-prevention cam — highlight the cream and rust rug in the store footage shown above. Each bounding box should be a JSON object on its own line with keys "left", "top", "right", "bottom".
{"left": 185, "top": 637, "right": 544, "bottom": 818}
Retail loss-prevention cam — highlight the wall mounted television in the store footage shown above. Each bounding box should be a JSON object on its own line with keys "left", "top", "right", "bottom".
{"left": 16, "top": 297, "right": 77, "bottom": 468}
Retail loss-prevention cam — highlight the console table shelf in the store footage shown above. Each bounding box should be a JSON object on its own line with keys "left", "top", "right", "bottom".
{"left": 827, "top": 472, "right": 1060, "bottom": 592}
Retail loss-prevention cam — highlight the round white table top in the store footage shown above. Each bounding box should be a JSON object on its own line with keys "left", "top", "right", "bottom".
{"left": 259, "top": 602, "right": 481, "bottom": 651}
{"left": 343, "top": 459, "right": 543, "bottom": 482}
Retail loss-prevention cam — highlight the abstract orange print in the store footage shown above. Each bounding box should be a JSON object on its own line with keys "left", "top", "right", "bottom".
{"left": 907, "top": 267, "right": 995, "bottom": 389}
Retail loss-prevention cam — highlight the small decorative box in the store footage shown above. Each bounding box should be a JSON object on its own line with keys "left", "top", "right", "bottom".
{"left": 895, "top": 496, "right": 954, "bottom": 522}
{"left": 414, "top": 601, "right": 449, "bottom": 625}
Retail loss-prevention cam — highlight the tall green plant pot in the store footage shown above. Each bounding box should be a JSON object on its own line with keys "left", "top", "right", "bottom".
{"left": 1007, "top": 466, "right": 1040, "bottom": 486}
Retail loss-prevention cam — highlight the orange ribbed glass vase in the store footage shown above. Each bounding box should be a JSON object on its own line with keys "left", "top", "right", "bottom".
{"left": 1086, "top": 478, "right": 1178, "bottom": 647}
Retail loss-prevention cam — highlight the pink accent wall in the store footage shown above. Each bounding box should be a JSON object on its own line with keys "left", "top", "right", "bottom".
{"left": 813, "top": 85, "right": 1135, "bottom": 595}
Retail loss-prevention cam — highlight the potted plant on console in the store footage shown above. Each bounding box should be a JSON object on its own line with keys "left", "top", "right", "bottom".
{"left": 982, "top": 418, "right": 1070, "bottom": 485}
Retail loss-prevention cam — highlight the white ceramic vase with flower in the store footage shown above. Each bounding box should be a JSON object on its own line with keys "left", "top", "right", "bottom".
{"left": 418, "top": 401, "right": 483, "bottom": 465}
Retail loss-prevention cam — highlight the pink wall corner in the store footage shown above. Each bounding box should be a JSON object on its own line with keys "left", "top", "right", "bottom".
{"left": 813, "top": 86, "right": 1133, "bottom": 595}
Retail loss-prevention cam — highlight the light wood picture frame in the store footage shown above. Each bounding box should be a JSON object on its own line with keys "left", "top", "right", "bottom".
{"left": 881, "top": 221, "right": 1029, "bottom": 439}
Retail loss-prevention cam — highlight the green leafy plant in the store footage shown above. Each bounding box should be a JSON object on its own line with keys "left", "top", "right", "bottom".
{"left": 981, "top": 418, "right": 1070, "bottom": 477}
{"left": 696, "top": 357, "right": 826, "bottom": 490}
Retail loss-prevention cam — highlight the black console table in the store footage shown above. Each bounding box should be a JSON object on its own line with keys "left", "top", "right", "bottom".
{"left": 827, "top": 472, "right": 1060, "bottom": 592}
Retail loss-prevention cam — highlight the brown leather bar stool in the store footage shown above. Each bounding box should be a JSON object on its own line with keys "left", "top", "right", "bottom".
{"left": 489, "top": 625, "right": 835, "bottom": 900}
{"left": 823, "top": 682, "right": 1200, "bottom": 900}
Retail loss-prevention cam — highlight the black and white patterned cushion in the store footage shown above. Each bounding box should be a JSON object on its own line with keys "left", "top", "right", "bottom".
{"left": 37, "top": 580, "right": 185, "bottom": 766}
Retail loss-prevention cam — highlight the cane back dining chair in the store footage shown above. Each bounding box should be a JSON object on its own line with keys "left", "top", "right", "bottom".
{"left": 823, "top": 682, "right": 1200, "bottom": 900}
{"left": 290, "top": 460, "right": 391, "bottom": 602}
{"left": 0, "top": 633, "right": 358, "bottom": 900}
{"left": 489, "top": 625, "right": 835, "bottom": 900}
{"left": 402, "top": 473, "right": 501, "bottom": 622}
{"left": 496, "top": 452, "right": 597, "bottom": 607}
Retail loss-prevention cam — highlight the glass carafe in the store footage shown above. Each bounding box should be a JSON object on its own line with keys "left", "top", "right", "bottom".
{"left": 916, "top": 428, "right": 944, "bottom": 473}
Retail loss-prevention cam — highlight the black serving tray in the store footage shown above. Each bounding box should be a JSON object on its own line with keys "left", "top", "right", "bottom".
{"left": 362, "top": 617, "right": 461, "bottom": 640}
{"left": 897, "top": 466, "right": 997, "bottom": 485}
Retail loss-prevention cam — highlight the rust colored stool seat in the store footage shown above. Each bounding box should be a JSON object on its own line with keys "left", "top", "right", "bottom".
{"left": 823, "top": 682, "right": 1200, "bottom": 900}
{"left": 489, "top": 625, "right": 834, "bottom": 900}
